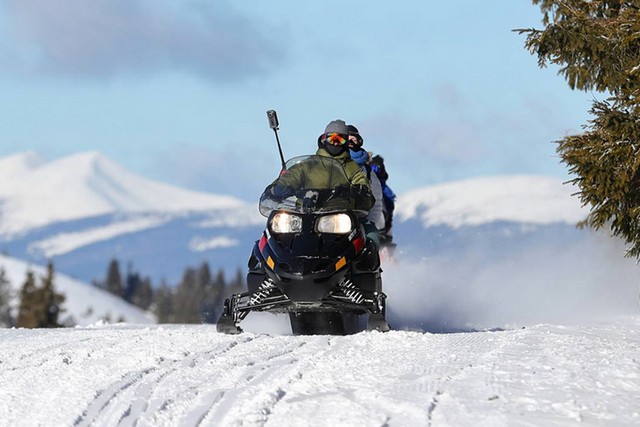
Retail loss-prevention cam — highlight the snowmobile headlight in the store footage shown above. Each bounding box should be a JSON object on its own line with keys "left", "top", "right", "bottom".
{"left": 271, "top": 212, "right": 303, "bottom": 233}
{"left": 316, "top": 214, "right": 352, "bottom": 234}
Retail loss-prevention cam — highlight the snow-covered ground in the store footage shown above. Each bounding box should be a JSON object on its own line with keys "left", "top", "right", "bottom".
{"left": 0, "top": 316, "right": 638, "bottom": 426}
{"left": 1, "top": 248, "right": 639, "bottom": 426}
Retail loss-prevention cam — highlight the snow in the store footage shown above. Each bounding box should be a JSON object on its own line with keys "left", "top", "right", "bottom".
{"left": 0, "top": 151, "right": 44, "bottom": 177}
{"left": 0, "top": 318, "right": 638, "bottom": 426}
{"left": 27, "top": 214, "right": 171, "bottom": 257}
{"left": 0, "top": 241, "right": 638, "bottom": 425}
{"left": 0, "top": 254, "right": 154, "bottom": 326}
{"left": 189, "top": 235, "right": 239, "bottom": 252}
{"left": 396, "top": 175, "right": 586, "bottom": 228}
{"left": 1, "top": 152, "right": 639, "bottom": 425}
{"left": 0, "top": 151, "right": 246, "bottom": 237}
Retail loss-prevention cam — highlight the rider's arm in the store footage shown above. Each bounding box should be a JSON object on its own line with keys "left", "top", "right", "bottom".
{"left": 368, "top": 173, "right": 386, "bottom": 230}
{"left": 348, "top": 167, "right": 374, "bottom": 212}
{"left": 263, "top": 164, "right": 306, "bottom": 201}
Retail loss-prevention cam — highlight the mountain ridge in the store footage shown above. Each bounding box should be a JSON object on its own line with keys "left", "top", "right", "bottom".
{"left": 0, "top": 151, "right": 247, "bottom": 237}
{"left": 396, "top": 174, "right": 586, "bottom": 228}
{"left": 0, "top": 150, "right": 595, "bottom": 285}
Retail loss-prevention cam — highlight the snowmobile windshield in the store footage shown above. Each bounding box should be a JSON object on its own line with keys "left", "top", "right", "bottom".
{"left": 259, "top": 155, "right": 367, "bottom": 217}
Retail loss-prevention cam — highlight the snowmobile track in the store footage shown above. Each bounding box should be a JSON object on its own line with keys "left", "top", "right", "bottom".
{"left": 73, "top": 338, "right": 251, "bottom": 427}
{"left": 2, "top": 322, "right": 640, "bottom": 426}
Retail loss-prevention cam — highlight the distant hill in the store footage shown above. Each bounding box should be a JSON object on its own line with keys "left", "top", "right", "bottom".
{"left": 395, "top": 174, "right": 585, "bottom": 228}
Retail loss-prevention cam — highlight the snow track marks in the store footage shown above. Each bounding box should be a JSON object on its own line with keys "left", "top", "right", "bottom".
{"left": 1, "top": 320, "right": 640, "bottom": 426}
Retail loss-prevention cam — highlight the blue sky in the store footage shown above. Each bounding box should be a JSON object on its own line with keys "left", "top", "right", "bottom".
{"left": 0, "top": 1, "right": 595, "bottom": 200}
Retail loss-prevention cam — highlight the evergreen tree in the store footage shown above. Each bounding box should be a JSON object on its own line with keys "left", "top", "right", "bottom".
{"left": 39, "top": 261, "right": 66, "bottom": 327}
{"left": 123, "top": 267, "right": 140, "bottom": 303}
{"left": 173, "top": 267, "right": 202, "bottom": 323}
{"left": 153, "top": 281, "right": 175, "bottom": 323}
{"left": 196, "top": 262, "right": 218, "bottom": 323}
{"left": 131, "top": 276, "right": 153, "bottom": 310}
{"left": 228, "top": 268, "right": 246, "bottom": 297}
{"left": 16, "top": 263, "right": 67, "bottom": 328}
{"left": 16, "top": 271, "right": 39, "bottom": 328}
{"left": 205, "top": 268, "right": 227, "bottom": 323}
{"left": 0, "top": 267, "right": 13, "bottom": 327}
{"left": 196, "top": 262, "right": 212, "bottom": 291}
{"left": 105, "top": 258, "right": 123, "bottom": 297}
{"left": 518, "top": 1, "right": 640, "bottom": 257}
{"left": 213, "top": 269, "right": 225, "bottom": 293}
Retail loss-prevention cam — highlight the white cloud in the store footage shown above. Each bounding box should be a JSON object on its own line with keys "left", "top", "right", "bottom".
{"left": 189, "top": 235, "right": 238, "bottom": 252}
{"left": 1, "top": 0, "right": 286, "bottom": 81}
{"left": 146, "top": 143, "right": 279, "bottom": 201}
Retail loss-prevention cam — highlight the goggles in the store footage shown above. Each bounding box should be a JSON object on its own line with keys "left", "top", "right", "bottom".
{"left": 323, "top": 132, "right": 349, "bottom": 146}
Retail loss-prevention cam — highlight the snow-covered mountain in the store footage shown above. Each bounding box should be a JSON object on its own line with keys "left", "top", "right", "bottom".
{"left": 0, "top": 151, "right": 245, "bottom": 238}
{"left": 0, "top": 151, "right": 263, "bottom": 284}
{"left": 0, "top": 254, "right": 154, "bottom": 326}
{"left": 396, "top": 174, "right": 585, "bottom": 228}
{"left": 0, "top": 149, "right": 638, "bottom": 318}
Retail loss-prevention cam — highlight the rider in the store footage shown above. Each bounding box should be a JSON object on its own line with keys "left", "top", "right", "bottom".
{"left": 347, "top": 124, "right": 384, "bottom": 249}
{"left": 265, "top": 119, "right": 373, "bottom": 208}
{"left": 370, "top": 154, "right": 396, "bottom": 250}
{"left": 263, "top": 119, "right": 377, "bottom": 249}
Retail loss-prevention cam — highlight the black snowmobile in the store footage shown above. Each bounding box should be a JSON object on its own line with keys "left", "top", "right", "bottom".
{"left": 216, "top": 154, "right": 390, "bottom": 335}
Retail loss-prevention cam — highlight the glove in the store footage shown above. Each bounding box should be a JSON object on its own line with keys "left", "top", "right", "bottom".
{"left": 333, "top": 184, "right": 351, "bottom": 198}
{"left": 362, "top": 220, "right": 381, "bottom": 250}
{"left": 301, "top": 190, "right": 319, "bottom": 209}
{"left": 268, "top": 185, "right": 295, "bottom": 201}
{"left": 352, "top": 184, "right": 374, "bottom": 212}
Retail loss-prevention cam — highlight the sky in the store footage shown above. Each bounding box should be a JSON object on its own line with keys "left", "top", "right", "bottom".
{"left": 0, "top": 0, "right": 596, "bottom": 201}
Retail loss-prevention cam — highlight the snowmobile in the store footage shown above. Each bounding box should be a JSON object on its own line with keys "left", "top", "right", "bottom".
{"left": 216, "top": 154, "right": 390, "bottom": 335}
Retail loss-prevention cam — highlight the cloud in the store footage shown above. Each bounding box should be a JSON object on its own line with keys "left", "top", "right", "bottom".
{"left": 359, "top": 112, "right": 488, "bottom": 186}
{"left": 146, "top": 143, "right": 280, "bottom": 201}
{"left": 354, "top": 82, "right": 576, "bottom": 189}
{"left": 1, "top": 0, "right": 286, "bottom": 81}
{"left": 360, "top": 84, "right": 489, "bottom": 173}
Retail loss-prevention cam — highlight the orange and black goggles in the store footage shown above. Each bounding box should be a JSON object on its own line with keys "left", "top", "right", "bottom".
{"left": 321, "top": 132, "right": 349, "bottom": 146}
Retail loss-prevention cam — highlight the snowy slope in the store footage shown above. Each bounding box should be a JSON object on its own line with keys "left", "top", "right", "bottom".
{"left": 0, "top": 151, "right": 245, "bottom": 237}
{"left": 0, "top": 154, "right": 639, "bottom": 425}
{"left": 0, "top": 151, "right": 44, "bottom": 178}
{"left": 0, "top": 254, "right": 154, "bottom": 326}
{"left": 0, "top": 318, "right": 638, "bottom": 426}
{"left": 396, "top": 175, "right": 585, "bottom": 228}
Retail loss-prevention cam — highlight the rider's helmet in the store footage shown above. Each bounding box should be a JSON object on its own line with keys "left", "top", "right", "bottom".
{"left": 318, "top": 119, "right": 350, "bottom": 156}
{"left": 347, "top": 124, "right": 364, "bottom": 148}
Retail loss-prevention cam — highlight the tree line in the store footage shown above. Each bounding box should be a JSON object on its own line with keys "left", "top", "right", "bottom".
{"left": 94, "top": 258, "right": 245, "bottom": 324}
{"left": 0, "top": 262, "right": 66, "bottom": 328}
{"left": 0, "top": 258, "right": 246, "bottom": 328}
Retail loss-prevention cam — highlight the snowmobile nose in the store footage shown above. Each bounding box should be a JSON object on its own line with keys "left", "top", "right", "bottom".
{"left": 278, "top": 277, "right": 331, "bottom": 302}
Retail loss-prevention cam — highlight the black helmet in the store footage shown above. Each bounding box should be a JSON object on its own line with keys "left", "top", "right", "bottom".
{"left": 347, "top": 124, "right": 364, "bottom": 147}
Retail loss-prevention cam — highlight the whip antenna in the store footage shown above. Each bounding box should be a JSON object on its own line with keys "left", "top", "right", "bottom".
{"left": 266, "top": 110, "right": 286, "bottom": 171}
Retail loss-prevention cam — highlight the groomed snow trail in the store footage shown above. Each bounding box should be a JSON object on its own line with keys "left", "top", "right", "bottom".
{"left": 1, "top": 317, "right": 639, "bottom": 426}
